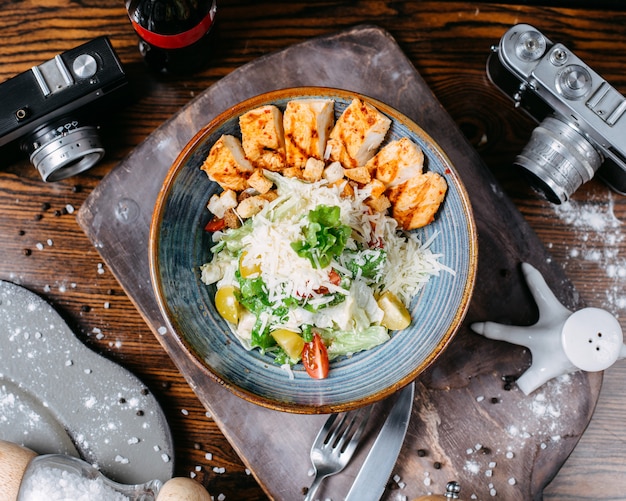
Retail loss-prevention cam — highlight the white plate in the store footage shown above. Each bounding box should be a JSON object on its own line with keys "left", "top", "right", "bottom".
{"left": 0, "top": 280, "right": 174, "bottom": 484}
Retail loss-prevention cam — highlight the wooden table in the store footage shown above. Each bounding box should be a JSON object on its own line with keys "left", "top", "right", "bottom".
{"left": 1, "top": 2, "right": 625, "bottom": 499}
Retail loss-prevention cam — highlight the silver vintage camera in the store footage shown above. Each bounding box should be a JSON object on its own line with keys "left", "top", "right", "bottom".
{"left": 487, "top": 24, "right": 626, "bottom": 203}
{"left": 0, "top": 37, "right": 129, "bottom": 182}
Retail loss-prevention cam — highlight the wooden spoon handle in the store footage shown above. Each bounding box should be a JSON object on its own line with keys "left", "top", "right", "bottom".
{"left": 0, "top": 440, "right": 37, "bottom": 501}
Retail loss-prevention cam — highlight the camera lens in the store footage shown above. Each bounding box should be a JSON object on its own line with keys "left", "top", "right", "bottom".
{"left": 22, "top": 119, "right": 105, "bottom": 182}
{"left": 514, "top": 115, "right": 603, "bottom": 204}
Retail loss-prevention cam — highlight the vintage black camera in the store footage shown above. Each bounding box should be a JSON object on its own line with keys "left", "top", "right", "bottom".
{"left": 0, "top": 37, "right": 129, "bottom": 182}
{"left": 487, "top": 24, "right": 626, "bottom": 203}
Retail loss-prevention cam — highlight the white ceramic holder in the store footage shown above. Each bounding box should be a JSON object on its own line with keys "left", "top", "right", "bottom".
{"left": 470, "top": 262, "right": 626, "bottom": 395}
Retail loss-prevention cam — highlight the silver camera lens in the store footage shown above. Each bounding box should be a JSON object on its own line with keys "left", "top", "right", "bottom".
{"left": 514, "top": 115, "right": 604, "bottom": 204}
{"left": 24, "top": 120, "right": 105, "bottom": 182}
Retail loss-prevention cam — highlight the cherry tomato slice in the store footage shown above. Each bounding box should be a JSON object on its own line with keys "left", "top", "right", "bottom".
{"left": 204, "top": 216, "right": 226, "bottom": 232}
{"left": 302, "top": 333, "right": 330, "bottom": 379}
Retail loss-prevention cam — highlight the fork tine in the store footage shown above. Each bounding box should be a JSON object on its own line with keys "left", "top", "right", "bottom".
{"left": 323, "top": 412, "right": 349, "bottom": 447}
{"left": 338, "top": 406, "right": 371, "bottom": 454}
{"left": 304, "top": 405, "right": 373, "bottom": 501}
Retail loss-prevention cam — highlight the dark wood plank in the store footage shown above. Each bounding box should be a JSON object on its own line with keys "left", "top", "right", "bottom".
{"left": 77, "top": 24, "right": 600, "bottom": 501}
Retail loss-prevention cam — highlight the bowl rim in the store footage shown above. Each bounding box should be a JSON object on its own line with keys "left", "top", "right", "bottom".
{"left": 149, "top": 86, "right": 478, "bottom": 414}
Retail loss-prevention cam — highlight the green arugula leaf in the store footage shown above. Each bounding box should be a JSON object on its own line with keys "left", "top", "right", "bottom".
{"left": 291, "top": 205, "right": 351, "bottom": 269}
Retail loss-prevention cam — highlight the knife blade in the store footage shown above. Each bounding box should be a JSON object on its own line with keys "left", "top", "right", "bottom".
{"left": 344, "top": 381, "right": 414, "bottom": 501}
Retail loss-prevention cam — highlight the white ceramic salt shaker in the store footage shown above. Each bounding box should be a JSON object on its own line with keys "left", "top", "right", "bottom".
{"left": 0, "top": 440, "right": 211, "bottom": 501}
{"left": 471, "top": 262, "right": 626, "bottom": 395}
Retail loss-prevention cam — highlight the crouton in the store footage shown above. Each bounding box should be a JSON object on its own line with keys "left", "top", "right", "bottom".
{"left": 247, "top": 170, "right": 274, "bottom": 194}
{"left": 207, "top": 189, "right": 238, "bottom": 218}
{"left": 201, "top": 135, "right": 254, "bottom": 191}
{"left": 366, "top": 194, "right": 392, "bottom": 213}
{"left": 223, "top": 208, "right": 241, "bottom": 229}
{"left": 327, "top": 98, "right": 391, "bottom": 168}
{"left": 282, "top": 166, "right": 303, "bottom": 179}
{"left": 329, "top": 179, "right": 354, "bottom": 198}
{"left": 303, "top": 157, "right": 325, "bottom": 182}
{"left": 343, "top": 166, "right": 371, "bottom": 184}
{"left": 239, "top": 105, "right": 286, "bottom": 171}
{"left": 283, "top": 99, "right": 335, "bottom": 169}
{"left": 387, "top": 172, "right": 447, "bottom": 230}
{"left": 366, "top": 137, "right": 424, "bottom": 188}
{"left": 236, "top": 195, "right": 270, "bottom": 219}
{"left": 323, "top": 161, "right": 344, "bottom": 184}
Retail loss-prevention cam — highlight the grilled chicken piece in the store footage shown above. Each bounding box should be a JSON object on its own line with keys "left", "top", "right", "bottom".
{"left": 327, "top": 98, "right": 391, "bottom": 168}
{"left": 283, "top": 99, "right": 335, "bottom": 169}
{"left": 388, "top": 171, "right": 447, "bottom": 230}
{"left": 366, "top": 137, "right": 424, "bottom": 188}
{"left": 239, "top": 105, "right": 286, "bottom": 171}
{"left": 201, "top": 135, "right": 254, "bottom": 191}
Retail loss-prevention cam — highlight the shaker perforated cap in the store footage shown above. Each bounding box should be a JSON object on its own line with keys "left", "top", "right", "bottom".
{"left": 561, "top": 307, "right": 623, "bottom": 372}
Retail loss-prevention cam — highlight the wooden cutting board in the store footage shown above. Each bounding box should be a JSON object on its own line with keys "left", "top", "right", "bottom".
{"left": 77, "top": 25, "right": 601, "bottom": 500}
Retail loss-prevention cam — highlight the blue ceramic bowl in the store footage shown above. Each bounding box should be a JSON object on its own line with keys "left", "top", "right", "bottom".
{"left": 150, "top": 87, "right": 478, "bottom": 414}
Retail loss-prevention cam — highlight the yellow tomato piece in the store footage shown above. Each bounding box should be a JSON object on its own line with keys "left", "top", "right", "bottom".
{"left": 377, "top": 291, "right": 411, "bottom": 330}
{"left": 215, "top": 286, "right": 241, "bottom": 324}
{"left": 271, "top": 329, "right": 305, "bottom": 360}
{"left": 239, "top": 250, "right": 262, "bottom": 278}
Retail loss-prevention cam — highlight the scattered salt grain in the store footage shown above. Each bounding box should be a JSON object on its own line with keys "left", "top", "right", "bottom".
{"left": 104, "top": 302, "right": 110, "bottom": 309}
{"left": 476, "top": 395, "right": 485, "bottom": 402}
{"left": 36, "top": 243, "right": 44, "bottom": 250}
{"left": 508, "top": 477, "right": 517, "bottom": 485}
{"left": 161, "top": 453, "right": 171, "bottom": 463}
{"left": 217, "top": 494, "right": 226, "bottom": 501}
{"left": 65, "top": 360, "right": 73, "bottom": 367}
{"left": 205, "top": 452, "right": 213, "bottom": 460}
{"left": 181, "top": 409, "right": 189, "bottom": 416}
{"left": 114, "top": 455, "right": 129, "bottom": 464}
{"left": 66, "top": 204, "right": 75, "bottom": 214}
{"left": 464, "top": 460, "right": 480, "bottom": 474}
{"left": 190, "top": 471, "right": 197, "bottom": 479}
{"left": 47, "top": 239, "right": 53, "bottom": 246}
{"left": 127, "top": 437, "right": 140, "bottom": 445}
{"left": 158, "top": 326, "right": 168, "bottom": 336}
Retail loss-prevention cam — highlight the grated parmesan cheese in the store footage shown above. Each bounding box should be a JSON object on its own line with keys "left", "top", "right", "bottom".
{"left": 201, "top": 172, "right": 451, "bottom": 359}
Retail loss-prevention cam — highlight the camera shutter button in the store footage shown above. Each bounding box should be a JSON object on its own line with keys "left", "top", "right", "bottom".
{"left": 72, "top": 54, "right": 98, "bottom": 79}
{"left": 556, "top": 64, "right": 592, "bottom": 100}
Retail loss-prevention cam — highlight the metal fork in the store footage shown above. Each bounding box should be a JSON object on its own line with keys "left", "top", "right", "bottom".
{"left": 304, "top": 406, "right": 372, "bottom": 501}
